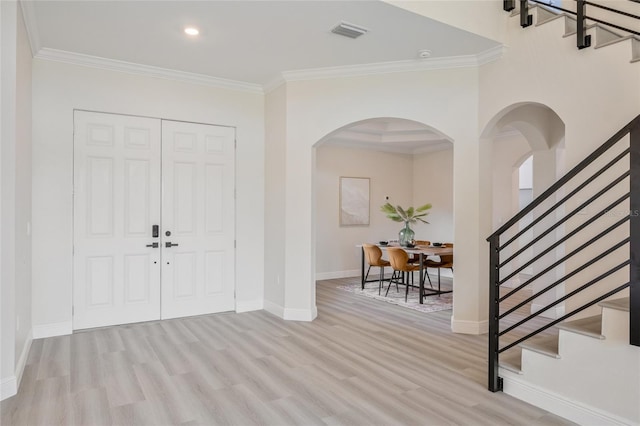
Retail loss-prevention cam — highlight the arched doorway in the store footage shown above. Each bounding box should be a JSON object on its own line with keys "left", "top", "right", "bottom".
{"left": 482, "top": 102, "right": 566, "bottom": 318}
{"left": 312, "top": 117, "right": 454, "bottom": 306}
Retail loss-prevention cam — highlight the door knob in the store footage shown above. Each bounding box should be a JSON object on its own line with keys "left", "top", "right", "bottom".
{"left": 146, "top": 242, "right": 159, "bottom": 248}
{"left": 165, "top": 242, "right": 179, "bottom": 248}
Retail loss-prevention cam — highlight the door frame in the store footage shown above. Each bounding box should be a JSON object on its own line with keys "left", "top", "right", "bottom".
{"left": 72, "top": 108, "right": 237, "bottom": 330}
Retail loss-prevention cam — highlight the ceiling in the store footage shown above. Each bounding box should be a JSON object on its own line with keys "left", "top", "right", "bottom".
{"left": 25, "top": 0, "right": 501, "bottom": 87}
{"left": 320, "top": 118, "right": 452, "bottom": 155}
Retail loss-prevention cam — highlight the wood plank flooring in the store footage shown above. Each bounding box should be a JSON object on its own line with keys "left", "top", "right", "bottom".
{"left": 1, "top": 278, "right": 574, "bottom": 425}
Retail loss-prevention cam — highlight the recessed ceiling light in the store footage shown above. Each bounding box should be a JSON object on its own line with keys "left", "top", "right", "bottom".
{"left": 184, "top": 27, "right": 199, "bottom": 36}
{"left": 418, "top": 49, "right": 432, "bottom": 59}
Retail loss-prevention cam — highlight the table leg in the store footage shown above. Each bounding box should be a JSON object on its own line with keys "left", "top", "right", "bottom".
{"left": 419, "top": 253, "right": 424, "bottom": 304}
{"left": 361, "top": 247, "right": 365, "bottom": 290}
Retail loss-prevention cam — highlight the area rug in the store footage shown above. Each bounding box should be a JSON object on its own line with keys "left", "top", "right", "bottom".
{"left": 336, "top": 280, "right": 453, "bottom": 314}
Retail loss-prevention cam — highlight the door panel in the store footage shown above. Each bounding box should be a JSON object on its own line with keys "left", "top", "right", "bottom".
{"left": 73, "top": 111, "right": 161, "bottom": 330}
{"left": 74, "top": 112, "right": 235, "bottom": 328}
{"left": 161, "top": 120, "right": 235, "bottom": 319}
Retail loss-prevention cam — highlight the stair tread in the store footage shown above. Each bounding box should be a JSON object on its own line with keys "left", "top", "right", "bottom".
{"left": 595, "top": 34, "right": 634, "bottom": 50}
{"left": 595, "top": 23, "right": 625, "bottom": 39}
{"left": 599, "top": 297, "right": 629, "bottom": 312}
{"left": 499, "top": 348, "right": 523, "bottom": 374}
{"left": 499, "top": 359, "right": 523, "bottom": 374}
{"left": 536, "top": 5, "right": 563, "bottom": 26}
{"left": 557, "top": 315, "right": 604, "bottom": 339}
{"left": 519, "top": 335, "right": 560, "bottom": 358}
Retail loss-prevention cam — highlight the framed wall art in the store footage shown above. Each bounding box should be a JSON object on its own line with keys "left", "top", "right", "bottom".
{"left": 339, "top": 177, "right": 370, "bottom": 226}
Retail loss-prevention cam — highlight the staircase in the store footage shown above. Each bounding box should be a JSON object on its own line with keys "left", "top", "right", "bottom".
{"left": 505, "top": 0, "right": 640, "bottom": 63}
{"left": 487, "top": 101, "right": 640, "bottom": 424}
{"left": 499, "top": 297, "right": 639, "bottom": 425}
{"left": 486, "top": 4, "right": 640, "bottom": 423}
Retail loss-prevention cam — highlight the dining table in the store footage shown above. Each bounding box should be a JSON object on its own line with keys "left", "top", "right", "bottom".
{"left": 358, "top": 243, "right": 454, "bottom": 304}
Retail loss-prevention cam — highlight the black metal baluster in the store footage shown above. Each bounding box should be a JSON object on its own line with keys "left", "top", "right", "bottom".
{"left": 520, "top": 0, "right": 533, "bottom": 27}
{"left": 577, "top": 0, "right": 592, "bottom": 49}
{"left": 504, "top": 0, "right": 515, "bottom": 12}
{"left": 488, "top": 235, "right": 503, "bottom": 392}
{"left": 630, "top": 117, "right": 640, "bottom": 347}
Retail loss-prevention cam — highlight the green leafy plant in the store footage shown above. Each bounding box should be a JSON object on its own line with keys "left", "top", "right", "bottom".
{"left": 380, "top": 203, "right": 431, "bottom": 224}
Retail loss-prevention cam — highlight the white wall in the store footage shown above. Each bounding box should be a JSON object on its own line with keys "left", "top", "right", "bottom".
{"left": 14, "top": 0, "right": 32, "bottom": 384}
{"left": 315, "top": 145, "right": 414, "bottom": 279}
{"left": 31, "top": 60, "right": 265, "bottom": 333}
{"left": 273, "top": 3, "right": 640, "bottom": 333}
{"left": 479, "top": 11, "right": 640, "bottom": 319}
{"left": 519, "top": 156, "right": 533, "bottom": 189}
{"left": 268, "top": 67, "right": 482, "bottom": 328}
{"left": 264, "top": 85, "right": 286, "bottom": 311}
{"left": 387, "top": 0, "right": 507, "bottom": 44}
{"left": 0, "top": 0, "right": 18, "bottom": 396}
{"left": 492, "top": 133, "right": 530, "bottom": 231}
{"left": 1, "top": 1, "right": 32, "bottom": 400}
{"left": 412, "top": 148, "right": 454, "bottom": 244}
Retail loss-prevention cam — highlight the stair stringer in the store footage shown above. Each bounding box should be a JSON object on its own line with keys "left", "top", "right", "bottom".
{"left": 500, "top": 302, "right": 640, "bottom": 425}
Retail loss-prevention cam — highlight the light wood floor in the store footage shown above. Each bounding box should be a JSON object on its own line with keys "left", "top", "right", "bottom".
{"left": 1, "top": 278, "right": 574, "bottom": 426}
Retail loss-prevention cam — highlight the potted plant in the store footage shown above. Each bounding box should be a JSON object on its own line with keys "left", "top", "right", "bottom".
{"left": 380, "top": 203, "right": 432, "bottom": 246}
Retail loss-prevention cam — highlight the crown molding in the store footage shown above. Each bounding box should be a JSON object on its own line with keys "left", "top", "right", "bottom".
{"left": 263, "top": 75, "right": 286, "bottom": 94}
{"left": 281, "top": 44, "right": 505, "bottom": 82}
{"left": 31, "top": 43, "right": 504, "bottom": 94}
{"left": 477, "top": 44, "right": 507, "bottom": 66}
{"left": 19, "top": 0, "right": 41, "bottom": 56}
{"left": 34, "top": 48, "right": 264, "bottom": 94}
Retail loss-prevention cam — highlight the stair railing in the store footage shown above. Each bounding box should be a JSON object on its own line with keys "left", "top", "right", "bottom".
{"left": 503, "top": 0, "right": 640, "bottom": 50}
{"left": 487, "top": 115, "right": 640, "bottom": 392}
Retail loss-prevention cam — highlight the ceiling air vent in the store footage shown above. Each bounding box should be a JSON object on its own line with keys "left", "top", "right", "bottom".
{"left": 331, "top": 22, "right": 368, "bottom": 39}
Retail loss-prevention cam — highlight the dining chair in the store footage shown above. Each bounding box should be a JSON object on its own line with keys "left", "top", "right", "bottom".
{"left": 386, "top": 247, "right": 421, "bottom": 302}
{"left": 408, "top": 240, "right": 430, "bottom": 261}
{"left": 424, "top": 243, "right": 453, "bottom": 294}
{"left": 407, "top": 240, "right": 433, "bottom": 288}
{"left": 362, "top": 244, "right": 391, "bottom": 295}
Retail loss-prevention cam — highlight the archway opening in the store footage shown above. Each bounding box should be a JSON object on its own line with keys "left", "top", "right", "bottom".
{"left": 485, "top": 103, "right": 566, "bottom": 313}
{"left": 313, "top": 117, "right": 454, "bottom": 308}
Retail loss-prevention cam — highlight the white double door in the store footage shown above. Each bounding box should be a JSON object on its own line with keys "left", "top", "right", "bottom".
{"left": 73, "top": 111, "right": 235, "bottom": 330}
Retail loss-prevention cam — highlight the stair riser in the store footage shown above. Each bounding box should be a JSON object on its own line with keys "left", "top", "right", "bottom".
{"left": 602, "top": 307, "right": 630, "bottom": 341}
{"left": 520, "top": 341, "right": 640, "bottom": 423}
{"left": 632, "top": 39, "right": 640, "bottom": 62}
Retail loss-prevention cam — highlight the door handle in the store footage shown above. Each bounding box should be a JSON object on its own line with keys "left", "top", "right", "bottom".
{"left": 146, "top": 242, "right": 159, "bottom": 248}
{"left": 165, "top": 242, "right": 179, "bottom": 248}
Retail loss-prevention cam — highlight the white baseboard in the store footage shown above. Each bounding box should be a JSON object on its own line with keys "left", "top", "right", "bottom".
{"left": 263, "top": 301, "right": 317, "bottom": 322}
{"left": 32, "top": 321, "right": 72, "bottom": 339}
{"left": 15, "top": 330, "right": 33, "bottom": 389}
{"left": 451, "top": 317, "right": 488, "bottom": 334}
{"left": 316, "top": 269, "right": 360, "bottom": 281}
{"left": 264, "top": 300, "right": 285, "bottom": 319}
{"left": 0, "top": 329, "right": 34, "bottom": 401}
{"left": 1, "top": 376, "right": 17, "bottom": 401}
{"left": 235, "top": 299, "right": 264, "bottom": 313}
{"left": 532, "top": 303, "right": 565, "bottom": 319}
{"left": 284, "top": 306, "right": 318, "bottom": 322}
{"left": 502, "top": 373, "right": 633, "bottom": 426}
